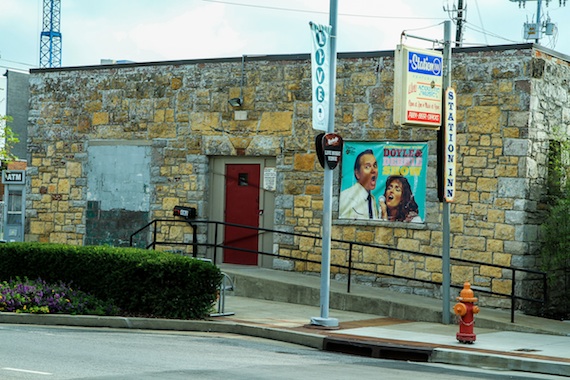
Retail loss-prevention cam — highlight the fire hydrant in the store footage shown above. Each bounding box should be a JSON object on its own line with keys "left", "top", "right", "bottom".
{"left": 453, "top": 282, "right": 480, "bottom": 344}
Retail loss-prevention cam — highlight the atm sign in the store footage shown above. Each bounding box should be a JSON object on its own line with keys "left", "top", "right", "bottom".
{"left": 2, "top": 170, "right": 25, "bottom": 184}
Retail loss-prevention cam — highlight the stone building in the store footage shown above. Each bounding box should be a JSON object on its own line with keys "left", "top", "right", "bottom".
{"left": 4, "top": 69, "right": 30, "bottom": 161}
{"left": 26, "top": 43, "right": 570, "bottom": 309}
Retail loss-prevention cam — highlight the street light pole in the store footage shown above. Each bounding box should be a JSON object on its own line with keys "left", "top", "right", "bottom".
{"left": 310, "top": 0, "right": 339, "bottom": 328}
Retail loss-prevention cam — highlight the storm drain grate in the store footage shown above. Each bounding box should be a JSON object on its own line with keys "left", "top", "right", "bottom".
{"left": 323, "top": 337, "right": 433, "bottom": 362}
{"left": 514, "top": 348, "right": 541, "bottom": 352}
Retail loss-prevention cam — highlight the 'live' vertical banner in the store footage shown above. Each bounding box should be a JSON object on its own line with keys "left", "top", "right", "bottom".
{"left": 310, "top": 22, "right": 331, "bottom": 132}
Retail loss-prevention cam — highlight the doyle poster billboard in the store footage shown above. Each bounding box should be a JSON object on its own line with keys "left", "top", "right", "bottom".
{"left": 393, "top": 44, "right": 443, "bottom": 129}
{"left": 339, "top": 141, "right": 428, "bottom": 223}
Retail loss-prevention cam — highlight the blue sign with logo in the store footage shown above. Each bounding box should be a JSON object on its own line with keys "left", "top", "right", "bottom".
{"left": 393, "top": 45, "right": 443, "bottom": 128}
{"left": 407, "top": 52, "right": 442, "bottom": 77}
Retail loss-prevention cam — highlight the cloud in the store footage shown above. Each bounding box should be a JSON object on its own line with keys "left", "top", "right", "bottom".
{"left": 61, "top": 1, "right": 251, "bottom": 64}
{"left": 128, "top": 4, "right": 247, "bottom": 60}
{"left": 2, "top": 0, "right": 570, "bottom": 68}
{"left": 0, "top": 0, "right": 40, "bottom": 66}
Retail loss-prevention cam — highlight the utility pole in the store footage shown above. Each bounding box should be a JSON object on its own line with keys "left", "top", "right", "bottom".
{"left": 535, "top": 0, "right": 542, "bottom": 43}
{"left": 442, "top": 20, "right": 453, "bottom": 324}
{"left": 310, "top": 0, "right": 339, "bottom": 328}
{"left": 455, "top": 0, "right": 466, "bottom": 47}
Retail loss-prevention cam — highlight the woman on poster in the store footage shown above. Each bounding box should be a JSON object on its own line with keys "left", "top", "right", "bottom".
{"left": 379, "top": 175, "right": 422, "bottom": 223}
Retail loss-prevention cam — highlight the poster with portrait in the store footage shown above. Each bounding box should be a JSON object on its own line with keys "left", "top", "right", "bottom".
{"left": 339, "top": 141, "right": 428, "bottom": 223}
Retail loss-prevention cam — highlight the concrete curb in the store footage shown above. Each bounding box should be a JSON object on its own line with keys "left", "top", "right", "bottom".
{"left": 431, "top": 349, "right": 570, "bottom": 377}
{"left": 0, "top": 312, "right": 325, "bottom": 350}
{"left": 2, "top": 312, "right": 569, "bottom": 377}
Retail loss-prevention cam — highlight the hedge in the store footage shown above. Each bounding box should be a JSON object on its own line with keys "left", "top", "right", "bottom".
{"left": 0, "top": 243, "right": 223, "bottom": 319}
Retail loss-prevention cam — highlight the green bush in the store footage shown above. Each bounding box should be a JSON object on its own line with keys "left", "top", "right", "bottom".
{"left": 540, "top": 198, "right": 570, "bottom": 319}
{"left": 0, "top": 243, "right": 222, "bottom": 319}
{"left": 540, "top": 138, "right": 570, "bottom": 319}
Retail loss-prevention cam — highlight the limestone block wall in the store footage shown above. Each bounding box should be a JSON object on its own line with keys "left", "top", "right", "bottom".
{"left": 280, "top": 48, "right": 545, "bottom": 307}
{"left": 26, "top": 45, "right": 570, "bottom": 309}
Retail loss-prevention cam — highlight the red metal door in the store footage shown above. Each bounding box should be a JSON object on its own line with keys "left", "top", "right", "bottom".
{"left": 223, "top": 164, "right": 260, "bottom": 265}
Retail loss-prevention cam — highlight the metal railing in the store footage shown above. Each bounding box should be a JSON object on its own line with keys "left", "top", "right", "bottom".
{"left": 129, "top": 219, "right": 200, "bottom": 254}
{"left": 130, "top": 219, "right": 547, "bottom": 323}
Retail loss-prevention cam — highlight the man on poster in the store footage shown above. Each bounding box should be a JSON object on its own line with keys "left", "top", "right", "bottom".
{"left": 338, "top": 149, "right": 379, "bottom": 219}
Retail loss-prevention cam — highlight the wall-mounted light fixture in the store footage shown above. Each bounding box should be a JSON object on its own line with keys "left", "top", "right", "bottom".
{"left": 228, "top": 97, "right": 242, "bottom": 107}
{"left": 228, "top": 55, "right": 245, "bottom": 107}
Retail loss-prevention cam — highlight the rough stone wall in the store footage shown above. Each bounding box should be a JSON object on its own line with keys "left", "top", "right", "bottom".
{"left": 285, "top": 48, "right": 547, "bottom": 307}
{"left": 26, "top": 45, "right": 570, "bottom": 309}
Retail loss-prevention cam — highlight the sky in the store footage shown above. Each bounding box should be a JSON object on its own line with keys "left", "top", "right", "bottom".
{"left": 1, "top": 0, "right": 570, "bottom": 71}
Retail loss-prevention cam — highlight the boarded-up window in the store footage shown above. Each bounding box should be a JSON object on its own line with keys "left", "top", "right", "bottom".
{"left": 85, "top": 144, "right": 151, "bottom": 246}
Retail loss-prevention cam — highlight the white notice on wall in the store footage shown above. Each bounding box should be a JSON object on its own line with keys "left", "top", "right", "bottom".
{"left": 264, "top": 167, "right": 277, "bottom": 191}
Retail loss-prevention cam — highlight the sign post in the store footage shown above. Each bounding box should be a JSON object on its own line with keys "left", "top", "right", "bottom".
{"left": 309, "top": 0, "right": 339, "bottom": 328}
{"left": 441, "top": 20, "right": 453, "bottom": 324}
{"left": 397, "top": 21, "right": 454, "bottom": 324}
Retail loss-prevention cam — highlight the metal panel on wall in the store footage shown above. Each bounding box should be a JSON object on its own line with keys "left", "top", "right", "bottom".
{"left": 85, "top": 142, "right": 151, "bottom": 246}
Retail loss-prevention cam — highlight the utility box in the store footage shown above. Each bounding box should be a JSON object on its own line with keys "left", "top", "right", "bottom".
{"left": 2, "top": 170, "right": 26, "bottom": 242}
{"left": 524, "top": 22, "right": 540, "bottom": 40}
{"left": 173, "top": 205, "right": 196, "bottom": 220}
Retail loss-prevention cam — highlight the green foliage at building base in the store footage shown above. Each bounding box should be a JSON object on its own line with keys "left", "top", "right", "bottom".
{"left": 0, "top": 243, "right": 222, "bottom": 320}
{"left": 541, "top": 139, "right": 570, "bottom": 319}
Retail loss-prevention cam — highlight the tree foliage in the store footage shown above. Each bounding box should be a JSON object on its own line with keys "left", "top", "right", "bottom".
{"left": 0, "top": 114, "right": 20, "bottom": 164}
{"left": 541, "top": 139, "right": 570, "bottom": 319}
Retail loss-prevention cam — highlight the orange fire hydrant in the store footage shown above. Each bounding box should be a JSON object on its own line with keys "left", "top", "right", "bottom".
{"left": 453, "top": 282, "right": 480, "bottom": 344}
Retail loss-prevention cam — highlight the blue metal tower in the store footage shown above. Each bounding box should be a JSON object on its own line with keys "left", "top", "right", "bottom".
{"left": 39, "top": 0, "right": 62, "bottom": 68}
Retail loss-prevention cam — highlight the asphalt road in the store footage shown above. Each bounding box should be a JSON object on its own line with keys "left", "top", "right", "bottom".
{"left": 0, "top": 324, "right": 563, "bottom": 380}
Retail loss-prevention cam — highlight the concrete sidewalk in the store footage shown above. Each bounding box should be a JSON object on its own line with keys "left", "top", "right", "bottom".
{"left": 217, "top": 264, "right": 570, "bottom": 377}
{"left": 215, "top": 295, "right": 570, "bottom": 377}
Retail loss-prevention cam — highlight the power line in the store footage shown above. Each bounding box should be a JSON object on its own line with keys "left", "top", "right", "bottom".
{"left": 0, "top": 58, "right": 35, "bottom": 69}
{"left": 473, "top": 0, "right": 489, "bottom": 45}
{"left": 463, "top": 22, "right": 522, "bottom": 44}
{"left": 402, "top": 21, "right": 446, "bottom": 33}
{"left": 201, "top": 0, "right": 445, "bottom": 20}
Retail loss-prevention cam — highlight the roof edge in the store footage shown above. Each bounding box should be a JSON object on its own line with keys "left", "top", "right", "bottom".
{"left": 29, "top": 43, "right": 570, "bottom": 74}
